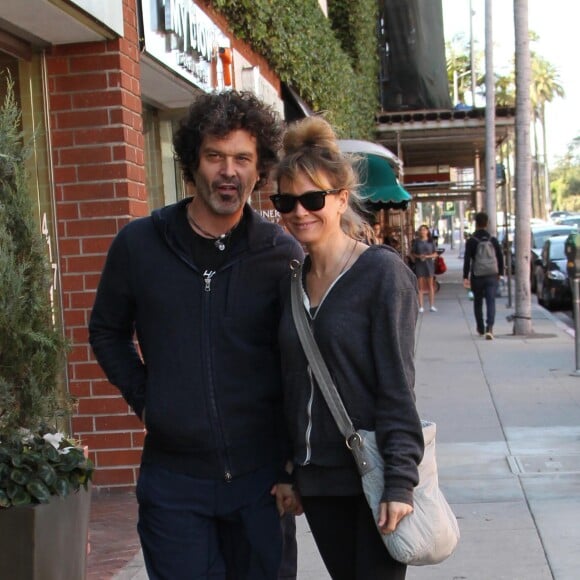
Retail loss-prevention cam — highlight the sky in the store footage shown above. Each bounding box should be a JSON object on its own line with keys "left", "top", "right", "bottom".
{"left": 442, "top": 0, "right": 579, "bottom": 167}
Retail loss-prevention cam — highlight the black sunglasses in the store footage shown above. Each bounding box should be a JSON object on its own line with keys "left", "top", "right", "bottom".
{"left": 269, "top": 189, "right": 342, "bottom": 214}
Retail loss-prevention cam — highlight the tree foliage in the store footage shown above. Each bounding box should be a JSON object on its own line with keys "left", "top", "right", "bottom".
{"left": 550, "top": 136, "right": 580, "bottom": 211}
{"left": 0, "top": 75, "right": 69, "bottom": 434}
{"left": 208, "top": 0, "right": 379, "bottom": 138}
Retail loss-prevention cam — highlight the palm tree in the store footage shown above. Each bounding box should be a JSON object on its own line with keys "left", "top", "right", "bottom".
{"left": 530, "top": 54, "right": 565, "bottom": 218}
{"left": 513, "top": 0, "right": 533, "bottom": 335}
{"left": 446, "top": 36, "right": 483, "bottom": 106}
{"left": 495, "top": 72, "right": 515, "bottom": 107}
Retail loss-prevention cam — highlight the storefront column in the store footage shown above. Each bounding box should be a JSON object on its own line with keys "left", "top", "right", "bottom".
{"left": 45, "top": 0, "right": 147, "bottom": 488}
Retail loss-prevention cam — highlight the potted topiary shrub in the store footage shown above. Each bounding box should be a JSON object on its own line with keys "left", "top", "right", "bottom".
{"left": 0, "top": 74, "right": 94, "bottom": 579}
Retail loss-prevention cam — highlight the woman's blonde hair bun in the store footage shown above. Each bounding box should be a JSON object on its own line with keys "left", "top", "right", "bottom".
{"left": 283, "top": 116, "right": 340, "bottom": 156}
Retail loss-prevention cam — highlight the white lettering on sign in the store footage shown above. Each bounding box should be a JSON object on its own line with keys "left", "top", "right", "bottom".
{"left": 163, "top": 0, "right": 215, "bottom": 62}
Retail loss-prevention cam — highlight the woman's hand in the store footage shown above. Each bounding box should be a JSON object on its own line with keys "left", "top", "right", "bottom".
{"left": 270, "top": 483, "right": 304, "bottom": 516}
{"left": 377, "top": 501, "right": 413, "bottom": 534}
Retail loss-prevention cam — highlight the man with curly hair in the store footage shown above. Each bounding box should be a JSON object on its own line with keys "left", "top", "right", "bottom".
{"left": 89, "top": 91, "right": 303, "bottom": 579}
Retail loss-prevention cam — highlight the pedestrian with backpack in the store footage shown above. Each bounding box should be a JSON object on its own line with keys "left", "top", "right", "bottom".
{"left": 462, "top": 212, "right": 504, "bottom": 339}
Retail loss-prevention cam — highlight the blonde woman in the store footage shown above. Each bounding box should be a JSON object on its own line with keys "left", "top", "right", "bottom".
{"left": 272, "top": 117, "right": 423, "bottom": 580}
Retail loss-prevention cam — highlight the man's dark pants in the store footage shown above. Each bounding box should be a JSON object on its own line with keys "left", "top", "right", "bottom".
{"left": 471, "top": 275, "right": 499, "bottom": 334}
{"left": 137, "top": 463, "right": 283, "bottom": 579}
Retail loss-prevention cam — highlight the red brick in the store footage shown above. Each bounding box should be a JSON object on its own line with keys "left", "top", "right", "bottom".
{"left": 68, "top": 292, "right": 96, "bottom": 310}
{"left": 51, "top": 130, "right": 75, "bottom": 148}
{"left": 70, "top": 326, "right": 90, "bottom": 344}
{"left": 82, "top": 236, "right": 115, "bottom": 254}
{"left": 70, "top": 54, "right": 122, "bottom": 74}
{"left": 114, "top": 180, "right": 140, "bottom": 197}
{"left": 62, "top": 182, "right": 116, "bottom": 202}
{"left": 66, "top": 41, "right": 110, "bottom": 56}
{"left": 78, "top": 396, "right": 130, "bottom": 416}
{"left": 73, "top": 361, "right": 105, "bottom": 380}
{"left": 45, "top": 57, "right": 70, "bottom": 75}
{"left": 57, "top": 109, "right": 110, "bottom": 130}
{"left": 82, "top": 432, "right": 132, "bottom": 450}
{"left": 77, "top": 163, "right": 129, "bottom": 182}
{"left": 91, "top": 381, "right": 120, "bottom": 397}
{"left": 59, "top": 238, "right": 81, "bottom": 255}
{"left": 121, "top": 90, "right": 141, "bottom": 112}
{"left": 113, "top": 144, "right": 137, "bottom": 163}
{"left": 132, "top": 431, "right": 146, "bottom": 448}
{"left": 84, "top": 273, "right": 104, "bottom": 291}
{"left": 95, "top": 414, "right": 143, "bottom": 431}
{"left": 68, "top": 345, "right": 91, "bottom": 363}
{"left": 62, "top": 273, "right": 86, "bottom": 292}
{"left": 60, "top": 146, "right": 112, "bottom": 166}
{"left": 56, "top": 203, "right": 80, "bottom": 220}
{"left": 75, "top": 126, "right": 126, "bottom": 145}
{"left": 69, "top": 380, "right": 92, "bottom": 397}
{"left": 95, "top": 449, "right": 143, "bottom": 468}
{"left": 66, "top": 254, "right": 105, "bottom": 274}
{"left": 54, "top": 73, "right": 108, "bottom": 93}
{"left": 66, "top": 218, "right": 120, "bottom": 237}
{"left": 92, "top": 467, "right": 136, "bottom": 487}
{"left": 107, "top": 71, "right": 124, "bottom": 89}
{"left": 71, "top": 415, "right": 95, "bottom": 434}
{"left": 63, "top": 307, "right": 87, "bottom": 326}
{"left": 108, "top": 108, "right": 130, "bottom": 126}
{"left": 50, "top": 93, "right": 72, "bottom": 111}
{"left": 53, "top": 166, "right": 78, "bottom": 183}
{"left": 122, "top": 128, "right": 138, "bottom": 147}
{"left": 79, "top": 199, "right": 131, "bottom": 218}
{"left": 126, "top": 163, "right": 144, "bottom": 183}
{"left": 72, "top": 90, "right": 123, "bottom": 110}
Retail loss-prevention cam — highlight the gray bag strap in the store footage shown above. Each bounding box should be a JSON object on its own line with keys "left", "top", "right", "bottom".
{"left": 290, "top": 263, "right": 367, "bottom": 460}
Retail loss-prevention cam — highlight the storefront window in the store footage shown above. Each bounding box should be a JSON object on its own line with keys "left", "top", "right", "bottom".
{"left": 143, "top": 105, "right": 187, "bottom": 210}
{"left": 0, "top": 50, "right": 67, "bottom": 408}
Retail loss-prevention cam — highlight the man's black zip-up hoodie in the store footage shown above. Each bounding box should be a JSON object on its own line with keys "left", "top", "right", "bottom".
{"left": 89, "top": 199, "right": 303, "bottom": 481}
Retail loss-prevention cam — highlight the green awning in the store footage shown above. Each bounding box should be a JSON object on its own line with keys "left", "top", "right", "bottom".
{"left": 338, "top": 140, "right": 411, "bottom": 209}
{"left": 358, "top": 154, "right": 412, "bottom": 204}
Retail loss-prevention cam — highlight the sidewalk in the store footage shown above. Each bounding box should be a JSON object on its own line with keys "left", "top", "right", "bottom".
{"left": 90, "top": 244, "right": 580, "bottom": 580}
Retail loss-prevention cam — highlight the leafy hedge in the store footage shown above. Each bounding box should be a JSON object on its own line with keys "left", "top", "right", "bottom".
{"left": 209, "top": 0, "right": 379, "bottom": 139}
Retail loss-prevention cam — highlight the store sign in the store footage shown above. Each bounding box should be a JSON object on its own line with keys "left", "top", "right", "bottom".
{"left": 142, "top": 0, "right": 229, "bottom": 92}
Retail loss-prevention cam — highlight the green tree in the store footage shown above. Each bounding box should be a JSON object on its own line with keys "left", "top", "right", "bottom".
{"left": 0, "top": 75, "right": 69, "bottom": 434}
{"left": 209, "top": 0, "right": 378, "bottom": 138}
{"left": 550, "top": 136, "right": 580, "bottom": 211}
{"left": 445, "top": 35, "right": 483, "bottom": 105}
{"left": 530, "top": 51, "right": 565, "bottom": 217}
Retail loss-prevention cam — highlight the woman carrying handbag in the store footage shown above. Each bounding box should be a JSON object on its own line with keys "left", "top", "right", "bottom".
{"left": 271, "top": 117, "right": 424, "bottom": 580}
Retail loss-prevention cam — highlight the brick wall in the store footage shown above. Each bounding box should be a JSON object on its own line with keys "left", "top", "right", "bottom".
{"left": 46, "top": 0, "right": 147, "bottom": 489}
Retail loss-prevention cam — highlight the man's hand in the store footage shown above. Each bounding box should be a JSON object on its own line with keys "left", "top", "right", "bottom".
{"left": 270, "top": 483, "right": 303, "bottom": 516}
{"left": 377, "top": 501, "right": 413, "bottom": 534}
{"left": 463, "top": 278, "right": 471, "bottom": 289}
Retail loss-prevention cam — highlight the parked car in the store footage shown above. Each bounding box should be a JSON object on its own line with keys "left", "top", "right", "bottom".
{"left": 555, "top": 215, "right": 580, "bottom": 228}
{"left": 535, "top": 235, "right": 573, "bottom": 310}
{"left": 529, "top": 224, "right": 577, "bottom": 292}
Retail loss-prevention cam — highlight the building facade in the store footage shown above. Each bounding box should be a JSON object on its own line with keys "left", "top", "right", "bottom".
{"left": 1, "top": 0, "right": 285, "bottom": 488}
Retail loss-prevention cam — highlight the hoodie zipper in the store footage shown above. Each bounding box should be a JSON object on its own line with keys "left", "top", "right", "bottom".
{"left": 201, "top": 267, "right": 233, "bottom": 482}
{"left": 170, "top": 254, "right": 234, "bottom": 481}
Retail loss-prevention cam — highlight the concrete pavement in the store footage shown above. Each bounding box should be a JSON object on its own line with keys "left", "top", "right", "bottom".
{"left": 114, "top": 244, "right": 580, "bottom": 580}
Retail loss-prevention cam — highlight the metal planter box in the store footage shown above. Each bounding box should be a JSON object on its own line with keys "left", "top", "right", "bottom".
{"left": 0, "top": 486, "right": 91, "bottom": 580}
